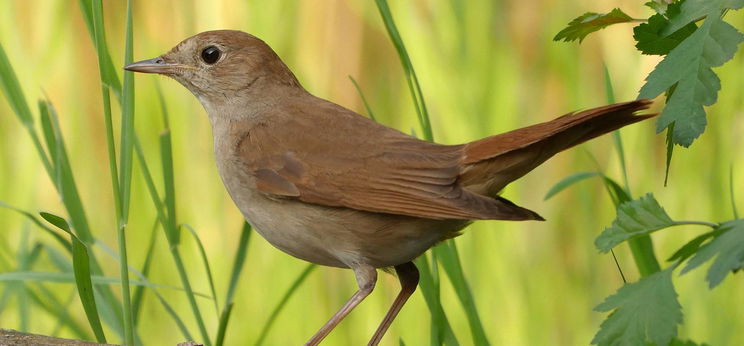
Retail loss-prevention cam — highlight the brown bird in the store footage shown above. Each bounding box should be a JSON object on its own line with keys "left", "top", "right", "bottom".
{"left": 125, "top": 30, "right": 654, "bottom": 345}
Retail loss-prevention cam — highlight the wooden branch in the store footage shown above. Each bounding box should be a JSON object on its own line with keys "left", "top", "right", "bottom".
{"left": 0, "top": 329, "right": 203, "bottom": 346}
{"left": 0, "top": 329, "right": 111, "bottom": 345}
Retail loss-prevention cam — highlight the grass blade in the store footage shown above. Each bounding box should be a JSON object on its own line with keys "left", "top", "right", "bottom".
{"left": 0, "top": 201, "right": 71, "bottom": 252}
{"left": 42, "top": 100, "right": 95, "bottom": 243}
{"left": 436, "top": 242, "right": 488, "bottom": 345}
{"left": 254, "top": 264, "right": 316, "bottom": 346}
{"left": 172, "top": 249, "right": 212, "bottom": 345}
{"left": 544, "top": 172, "right": 602, "bottom": 200}
{"left": 224, "top": 222, "right": 252, "bottom": 308}
{"left": 119, "top": 0, "right": 135, "bottom": 222}
{"left": 603, "top": 66, "right": 631, "bottom": 194}
{"left": 132, "top": 220, "right": 159, "bottom": 325}
{"left": 373, "top": 4, "right": 483, "bottom": 342}
{"left": 182, "top": 224, "right": 219, "bottom": 315}
{"left": 161, "top": 130, "right": 179, "bottom": 244}
{"left": 215, "top": 222, "right": 252, "bottom": 346}
{"left": 415, "top": 255, "right": 459, "bottom": 346}
{"left": 115, "top": 2, "right": 136, "bottom": 341}
{"left": 79, "top": 0, "right": 122, "bottom": 99}
{"left": 133, "top": 124, "right": 211, "bottom": 344}
{"left": 214, "top": 303, "right": 234, "bottom": 346}
{"left": 44, "top": 99, "right": 126, "bottom": 340}
{"left": 0, "top": 44, "right": 53, "bottom": 177}
{"left": 151, "top": 291, "right": 195, "bottom": 342}
{"left": 39, "top": 213, "right": 106, "bottom": 343}
{"left": 374, "top": 0, "right": 433, "bottom": 141}
{"left": 348, "top": 76, "right": 377, "bottom": 121}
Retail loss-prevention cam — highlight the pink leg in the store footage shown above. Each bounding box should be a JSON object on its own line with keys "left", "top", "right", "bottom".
{"left": 368, "top": 262, "right": 419, "bottom": 346}
{"left": 305, "top": 265, "right": 377, "bottom": 346}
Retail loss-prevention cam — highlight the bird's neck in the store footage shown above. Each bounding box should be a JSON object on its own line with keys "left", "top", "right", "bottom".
{"left": 199, "top": 81, "right": 305, "bottom": 124}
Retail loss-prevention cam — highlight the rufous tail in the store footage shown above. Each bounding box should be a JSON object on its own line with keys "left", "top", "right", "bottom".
{"left": 459, "top": 99, "right": 656, "bottom": 196}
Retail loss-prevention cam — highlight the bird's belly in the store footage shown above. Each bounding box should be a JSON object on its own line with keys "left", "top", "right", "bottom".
{"left": 240, "top": 195, "right": 468, "bottom": 268}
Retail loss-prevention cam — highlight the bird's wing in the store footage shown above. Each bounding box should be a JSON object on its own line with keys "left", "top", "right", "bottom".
{"left": 236, "top": 100, "right": 541, "bottom": 221}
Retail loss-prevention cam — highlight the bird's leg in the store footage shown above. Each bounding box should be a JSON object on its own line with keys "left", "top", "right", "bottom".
{"left": 305, "top": 265, "right": 377, "bottom": 346}
{"left": 368, "top": 261, "right": 419, "bottom": 346}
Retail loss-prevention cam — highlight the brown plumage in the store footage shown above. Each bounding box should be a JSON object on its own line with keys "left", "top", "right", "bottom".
{"left": 125, "top": 30, "right": 656, "bottom": 346}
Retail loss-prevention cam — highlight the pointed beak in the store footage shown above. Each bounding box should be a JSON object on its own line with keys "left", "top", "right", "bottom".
{"left": 124, "top": 57, "right": 192, "bottom": 74}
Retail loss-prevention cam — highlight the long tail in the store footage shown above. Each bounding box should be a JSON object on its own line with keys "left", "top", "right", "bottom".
{"left": 459, "top": 99, "right": 656, "bottom": 195}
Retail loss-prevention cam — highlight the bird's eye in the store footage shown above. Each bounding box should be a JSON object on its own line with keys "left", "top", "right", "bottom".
{"left": 201, "top": 46, "right": 221, "bottom": 64}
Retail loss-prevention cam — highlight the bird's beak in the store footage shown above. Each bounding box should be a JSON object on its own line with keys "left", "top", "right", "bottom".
{"left": 124, "top": 57, "right": 193, "bottom": 74}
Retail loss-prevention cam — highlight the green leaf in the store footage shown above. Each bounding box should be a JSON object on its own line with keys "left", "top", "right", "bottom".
{"left": 663, "top": 0, "right": 744, "bottom": 35}
{"left": 72, "top": 237, "right": 107, "bottom": 343}
{"left": 645, "top": 1, "right": 670, "bottom": 14}
{"left": 544, "top": 172, "right": 601, "bottom": 200}
{"left": 638, "top": 15, "right": 744, "bottom": 146}
{"left": 595, "top": 193, "right": 675, "bottom": 253}
{"left": 592, "top": 266, "right": 682, "bottom": 346}
{"left": 38, "top": 212, "right": 106, "bottom": 342}
{"left": 681, "top": 219, "right": 744, "bottom": 288}
{"left": 39, "top": 212, "right": 72, "bottom": 233}
{"left": 553, "top": 8, "right": 633, "bottom": 43}
{"left": 664, "top": 124, "right": 675, "bottom": 186}
{"left": 634, "top": 2, "right": 698, "bottom": 55}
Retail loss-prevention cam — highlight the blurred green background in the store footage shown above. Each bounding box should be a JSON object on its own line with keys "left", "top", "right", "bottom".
{"left": 1, "top": 0, "right": 743, "bottom": 345}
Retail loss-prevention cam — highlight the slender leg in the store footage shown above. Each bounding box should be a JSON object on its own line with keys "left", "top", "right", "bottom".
{"left": 305, "top": 265, "right": 377, "bottom": 346}
{"left": 368, "top": 261, "right": 419, "bottom": 346}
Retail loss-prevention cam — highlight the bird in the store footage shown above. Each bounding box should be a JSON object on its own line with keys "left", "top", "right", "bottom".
{"left": 125, "top": 30, "right": 655, "bottom": 345}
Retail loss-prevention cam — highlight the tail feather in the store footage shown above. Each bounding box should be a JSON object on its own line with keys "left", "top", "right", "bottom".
{"left": 459, "top": 99, "right": 656, "bottom": 195}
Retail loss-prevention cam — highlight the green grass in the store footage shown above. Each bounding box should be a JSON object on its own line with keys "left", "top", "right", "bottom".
{"left": 0, "top": 1, "right": 742, "bottom": 345}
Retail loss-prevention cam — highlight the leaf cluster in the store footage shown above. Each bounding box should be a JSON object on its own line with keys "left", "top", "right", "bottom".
{"left": 554, "top": 0, "right": 744, "bottom": 164}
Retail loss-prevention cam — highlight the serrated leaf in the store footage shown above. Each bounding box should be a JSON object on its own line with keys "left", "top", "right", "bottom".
{"left": 634, "top": 2, "right": 698, "bottom": 55}
{"left": 663, "top": 0, "right": 744, "bottom": 35}
{"left": 638, "top": 15, "right": 744, "bottom": 146}
{"left": 645, "top": 1, "right": 669, "bottom": 15}
{"left": 592, "top": 266, "right": 682, "bottom": 346}
{"left": 554, "top": 8, "right": 633, "bottom": 43}
{"left": 595, "top": 193, "right": 675, "bottom": 252}
{"left": 681, "top": 219, "right": 744, "bottom": 288}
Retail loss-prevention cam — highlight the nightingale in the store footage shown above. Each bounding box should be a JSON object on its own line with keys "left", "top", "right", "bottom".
{"left": 125, "top": 30, "right": 655, "bottom": 345}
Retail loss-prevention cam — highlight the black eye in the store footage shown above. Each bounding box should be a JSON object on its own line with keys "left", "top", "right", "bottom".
{"left": 201, "top": 46, "right": 221, "bottom": 64}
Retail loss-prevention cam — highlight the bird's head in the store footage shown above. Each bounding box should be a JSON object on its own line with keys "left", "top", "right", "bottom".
{"left": 125, "top": 30, "right": 301, "bottom": 113}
